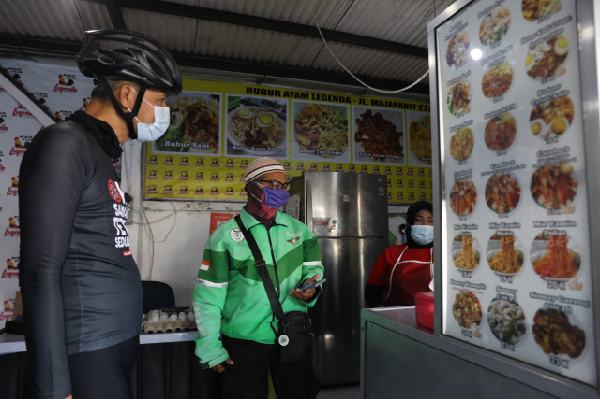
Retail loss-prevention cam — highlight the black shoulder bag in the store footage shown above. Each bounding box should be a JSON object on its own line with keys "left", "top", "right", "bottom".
{"left": 234, "top": 215, "right": 313, "bottom": 364}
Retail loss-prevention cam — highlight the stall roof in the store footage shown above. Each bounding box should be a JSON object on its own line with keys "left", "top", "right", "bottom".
{"left": 0, "top": 0, "right": 455, "bottom": 93}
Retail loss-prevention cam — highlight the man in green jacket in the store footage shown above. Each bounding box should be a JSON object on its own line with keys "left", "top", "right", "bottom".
{"left": 193, "top": 157, "right": 323, "bottom": 399}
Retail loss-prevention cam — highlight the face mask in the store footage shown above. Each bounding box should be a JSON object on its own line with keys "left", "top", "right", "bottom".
{"left": 129, "top": 90, "right": 170, "bottom": 142}
{"left": 411, "top": 224, "right": 433, "bottom": 245}
{"left": 263, "top": 187, "right": 290, "bottom": 208}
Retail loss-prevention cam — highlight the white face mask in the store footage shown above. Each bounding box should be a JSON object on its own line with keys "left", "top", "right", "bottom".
{"left": 129, "top": 90, "right": 170, "bottom": 142}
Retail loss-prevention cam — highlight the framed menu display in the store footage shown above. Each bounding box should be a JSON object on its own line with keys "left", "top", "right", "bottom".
{"left": 433, "top": 0, "right": 597, "bottom": 386}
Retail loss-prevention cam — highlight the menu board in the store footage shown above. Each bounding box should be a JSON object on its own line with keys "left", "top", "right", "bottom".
{"left": 437, "top": 0, "right": 596, "bottom": 386}
{"left": 144, "top": 78, "right": 433, "bottom": 204}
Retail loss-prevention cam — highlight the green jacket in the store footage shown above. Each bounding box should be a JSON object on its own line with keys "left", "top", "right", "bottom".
{"left": 193, "top": 208, "right": 323, "bottom": 367}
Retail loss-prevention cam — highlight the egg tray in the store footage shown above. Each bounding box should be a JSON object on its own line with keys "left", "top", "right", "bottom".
{"left": 142, "top": 319, "right": 197, "bottom": 334}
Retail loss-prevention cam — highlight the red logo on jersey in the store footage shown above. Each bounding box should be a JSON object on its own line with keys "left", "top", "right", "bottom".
{"left": 108, "top": 179, "right": 123, "bottom": 204}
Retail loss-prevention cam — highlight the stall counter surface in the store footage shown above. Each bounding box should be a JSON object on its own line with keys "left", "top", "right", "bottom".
{"left": 0, "top": 331, "right": 198, "bottom": 356}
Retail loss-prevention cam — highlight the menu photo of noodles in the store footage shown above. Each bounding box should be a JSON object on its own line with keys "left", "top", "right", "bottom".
{"left": 530, "top": 231, "right": 581, "bottom": 282}
{"left": 293, "top": 102, "right": 350, "bottom": 162}
{"left": 225, "top": 95, "right": 288, "bottom": 157}
{"left": 486, "top": 232, "right": 524, "bottom": 277}
{"left": 407, "top": 111, "right": 431, "bottom": 165}
{"left": 351, "top": 106, "right": 402, "bottom": 164}
{"left": 452, "top": 233, "right": 480, "bottom": 273}
{"left": 155, "top": 92, "right": 221, "bottom": 154}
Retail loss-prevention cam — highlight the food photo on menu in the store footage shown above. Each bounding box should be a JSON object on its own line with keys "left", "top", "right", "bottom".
{"left": 449, "top": 126, "right": 473, "bottom": 162}
{"left": 452, "top": 233, "right": 480, "bottom": 272}
{"left": 225, "top": 95, "right": 288, "bottom": 158}
{"left": 155, "top": 93, "right": 220, "bottom": 154}
{"left": 487, "top": 296, "right": 526, "bottom": 347}
{"left": 352, "top": 107, "right": 403, "bottom": 163}
{"left": 452, "top": 291, "right": 483, "bottom": 336}
{"left": 484, "top": 111, "right": 517, "bottom": 152}
{"left": 530, "top": 94, "right": 575, "bottom": 143}
{"left": 530, "top": 162, "right": 577, "bottom": 214}
{"left": 486, "top": 233, "right": 523, "bottom": 277}
{"left": 408, "top": 112, "right": 432, "bottom": 165}
{"left": 293, "top": 102, "right": 349, "bottom": 161}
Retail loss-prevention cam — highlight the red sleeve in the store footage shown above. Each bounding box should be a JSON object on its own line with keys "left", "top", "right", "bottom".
{"left": 367, "top": 245, "right": 405, "bottom": 287}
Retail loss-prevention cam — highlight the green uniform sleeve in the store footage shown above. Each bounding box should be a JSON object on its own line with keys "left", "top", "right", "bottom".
{"left": 301, "top": 231, "right": 324, "bottom": 307}
{"left": 193, "top": 234, "right": 231, "bottom": 367}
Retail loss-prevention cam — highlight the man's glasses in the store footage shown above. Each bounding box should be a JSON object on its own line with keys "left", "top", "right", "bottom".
{"left": 257, "top": 179, "right": 290, "bottom": 191}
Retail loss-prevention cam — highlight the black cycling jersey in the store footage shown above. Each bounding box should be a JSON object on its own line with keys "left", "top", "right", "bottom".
{"left": 19, "top": 111, "right": 142, "bottom": 399}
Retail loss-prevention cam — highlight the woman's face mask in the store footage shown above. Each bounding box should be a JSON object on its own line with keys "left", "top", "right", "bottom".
{"left": 411, "top": 224, "right": 433, "bottom": 245}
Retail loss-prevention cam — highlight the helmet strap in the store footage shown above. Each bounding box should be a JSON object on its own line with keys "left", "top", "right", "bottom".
{"left": 99, "top": 76, "right": 145, "bottom": 140}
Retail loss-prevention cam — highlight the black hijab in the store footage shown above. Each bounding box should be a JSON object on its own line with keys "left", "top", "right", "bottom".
{"left": 405, "top": 200, "right": 433, "bottom": 249}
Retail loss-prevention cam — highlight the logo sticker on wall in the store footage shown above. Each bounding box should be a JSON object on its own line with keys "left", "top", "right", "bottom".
{"left": 12, "top": 106, "right": 33, "bottom": 118}
{"left": 2, "top": 257, "right": 19, "bottom": 279}
{"left": 4, "top": 216, "right": 20, "bottom": 237}
{"left": 0, "top": 112, "right": 8, "bottom": 132}
{"left": 53, "top": 74, "right": 78, "bottom": 93}
{"left": 9, "top": 135, "right": 32, "bottom": 156}
{"left": 6, "top": 176, "right": 18, "bottom": 196}
{"left": 0, "top": 297, "right": 15, "bottom": 321}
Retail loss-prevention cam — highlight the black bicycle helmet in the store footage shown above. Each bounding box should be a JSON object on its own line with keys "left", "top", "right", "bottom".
{"left": 76, "top": 29, "right": 181, "bottom": 139}
{"left": 77, "top": 29, "right": 181, "bottom": 94}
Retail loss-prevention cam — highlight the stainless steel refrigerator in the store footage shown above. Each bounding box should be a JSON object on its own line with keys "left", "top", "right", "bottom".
{"left": 285, "top": 172, "right": 389, "bottom": 385}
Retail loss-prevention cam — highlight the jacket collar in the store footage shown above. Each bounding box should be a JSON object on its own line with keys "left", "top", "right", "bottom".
{"left": 240, "top": 207, "right": 288, "bottom": 230}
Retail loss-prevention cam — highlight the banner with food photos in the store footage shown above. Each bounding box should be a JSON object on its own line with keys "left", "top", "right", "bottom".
{"left": 0, "top": 58, "right": 96, "bottom": 328}
{"left": 144, "top": 79, "right": 433, "bottom": 204}
{"left": 436, "top": 0, "right": 596, "bottom": 386}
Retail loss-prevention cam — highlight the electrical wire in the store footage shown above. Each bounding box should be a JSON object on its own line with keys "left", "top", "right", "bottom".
{"left": 314, "top": 22, "right": 429, "bottom": 94}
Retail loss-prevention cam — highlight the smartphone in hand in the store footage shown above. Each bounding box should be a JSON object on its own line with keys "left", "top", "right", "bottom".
{"left": 298, "top": 278, "right": 326, "bottom": 292}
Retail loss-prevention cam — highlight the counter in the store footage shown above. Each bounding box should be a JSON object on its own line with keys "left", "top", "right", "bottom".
{"left": 0, "top": 331, "right": 219, "bottom": 399}
{"left": 0, "top": 331, "right": 198, "bottom": 355}
{"left": 360, "top": 307, "right": 599, "bottom": 399}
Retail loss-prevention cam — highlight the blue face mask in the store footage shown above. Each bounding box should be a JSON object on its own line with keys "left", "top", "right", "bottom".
{"left": 411, "top": 225, "right": 433, "bottom": 245}
{"left": 263, "top": 187, "right": 290, "bottom": 208}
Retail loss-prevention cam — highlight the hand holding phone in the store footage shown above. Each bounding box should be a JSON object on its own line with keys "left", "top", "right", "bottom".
{"left": 298, "top": 278, "right": 326, "bottom": 292}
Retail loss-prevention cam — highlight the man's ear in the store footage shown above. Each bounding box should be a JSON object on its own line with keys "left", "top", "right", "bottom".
{"left": 114, "top": 82, "right": 136, "bottom": 111}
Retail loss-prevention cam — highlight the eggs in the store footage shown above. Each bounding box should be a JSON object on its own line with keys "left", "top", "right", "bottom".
{"left": 551, "top": 117, "right": 567, "bottom": 135}
{"left": 531, "top": 120, "right": 543, "bottom": 135}
{"left": 257, "top": 112, "right": 276, "bottom": 128}
{"left": 554, "top": 36, "right": 569, "bottom": 56}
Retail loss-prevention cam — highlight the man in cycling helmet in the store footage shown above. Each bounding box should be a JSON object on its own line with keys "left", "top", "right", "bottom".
{"left": 19, "top": 30, "right": 181, "bottom": 399}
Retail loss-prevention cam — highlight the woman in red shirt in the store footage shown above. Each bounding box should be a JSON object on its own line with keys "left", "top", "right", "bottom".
{"left": 366, "top": 201, "right": 433, "bottom": 307}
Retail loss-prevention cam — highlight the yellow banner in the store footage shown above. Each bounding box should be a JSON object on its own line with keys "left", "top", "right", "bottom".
{"left": 144, "top": 78, "right": 432, "bottom": 205}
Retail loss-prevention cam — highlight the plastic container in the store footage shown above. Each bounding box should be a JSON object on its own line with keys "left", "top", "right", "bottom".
{"left": 414, "top": 291, "right": 434, "bottom": 332}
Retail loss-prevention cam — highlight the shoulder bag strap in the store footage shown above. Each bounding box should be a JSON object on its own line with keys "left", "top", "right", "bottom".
{"left": 234, "top": 215, "right": 285, "bottom": 320}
